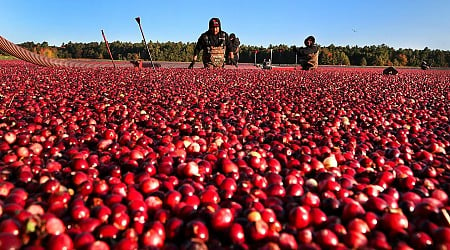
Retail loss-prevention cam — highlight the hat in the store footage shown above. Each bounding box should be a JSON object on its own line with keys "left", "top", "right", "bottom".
{"left": 209, "top": 18, "right": 221, "bottom": 29}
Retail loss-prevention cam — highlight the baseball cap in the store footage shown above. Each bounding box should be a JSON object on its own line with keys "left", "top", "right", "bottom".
{"left": 209, "top": 18, "right": 221, "bottom": 28}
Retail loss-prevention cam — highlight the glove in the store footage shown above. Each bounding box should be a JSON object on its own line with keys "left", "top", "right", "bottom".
{"left": 188, "top": 61, "right": 195, "bottom": 69}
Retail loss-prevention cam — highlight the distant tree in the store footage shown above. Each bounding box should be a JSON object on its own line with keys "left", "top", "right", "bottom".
{"left": 430, "top": 50, "right": 447, "bottom": 67}
{"left": 318, "top": 47, "right": 333, "bottom": 65}
{"left": 375, "top": 56, "right": 385, "bottom": 66}
{"left": 39, "top": 48, "right": 57, "bottom": 58}
{"left": 10, "top": 40, "right": 450, "bottom": 67}
{"left": 360, "top": 57, "right": 367, "bottom": 66}
{"left": 396, "top": 53, "right": 408, "bottom": 66}
{"left": 335, "top": 51, "right": 350, "bottom": 65}
{"left": 127, "top": 53, "right": 139, "bottom": 61}
{"left": 447, "top": 53, "right": 450, "bottom": 67}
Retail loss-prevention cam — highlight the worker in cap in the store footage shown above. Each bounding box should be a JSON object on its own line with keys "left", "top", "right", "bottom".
{"left": 189, "top": 18, "right": 230, "bottom": 68}
{"left": 293, "top": 35, "right": 320, "bottom": 70}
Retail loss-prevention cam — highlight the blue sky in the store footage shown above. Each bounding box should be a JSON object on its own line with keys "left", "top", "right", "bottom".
{"left": 1, "top": 0, "right": 449, "bottom": 50}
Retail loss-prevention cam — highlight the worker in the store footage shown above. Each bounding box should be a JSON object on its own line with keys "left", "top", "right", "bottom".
{"left": 189, "top": 18, "right": 230, "bottom": 68}
{"left": 226, "top": 33, "right": 240, "bottom": 67}
{"left": 294, "top": 35, "right": 319, "bottom": 70}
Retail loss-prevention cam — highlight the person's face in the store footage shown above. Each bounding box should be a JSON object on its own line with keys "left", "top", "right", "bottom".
{"left": 211, "top": 26, "right": 220, "bottom": 35}
{"left": 306, "top": 39, "right": 313, "bottom": 46}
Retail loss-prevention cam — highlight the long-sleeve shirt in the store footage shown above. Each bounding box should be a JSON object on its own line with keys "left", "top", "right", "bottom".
{"left": 226, "top": 38, "right": 240, "bottom": 55}
{"left": 295, "top": 44, "right": 319, "bottom": 57}
{"left": 295, "top": 44, "right": 320, "bottom": 69}
{"left": 194, "top": 30, "right": 229, "bottom": 56}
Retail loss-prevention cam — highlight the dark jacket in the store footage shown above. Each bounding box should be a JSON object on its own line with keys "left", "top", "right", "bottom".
{"left": 383, "top": 66, "right": 398, "bottom": 75}
{"left": 226, "top": 37, "right": 240, "bottom": 55}
{"left": 193, "top": 30, "right": 228, "bottom": 57}
{"left": 295, "top": 36, "right": 319, "bottom": 70}
{"left": 192, "top": 18, "right": 229, "bottom": 67}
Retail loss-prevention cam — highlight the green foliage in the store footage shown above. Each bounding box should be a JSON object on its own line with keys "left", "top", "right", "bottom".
{"left": 360, "top": 57, "right": 367, "bottom": 66}
{"left": 8, "top": 41, "right": 450, "bottom": 67}
{"left": 338, "top": 52, "right": 351, "bottom": 65}
{"left": 0, "top": 55, "right": 15, "bottom": 60}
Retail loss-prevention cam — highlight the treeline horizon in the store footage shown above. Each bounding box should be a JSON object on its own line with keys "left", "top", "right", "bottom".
{"left": 2, "top": 40, "right": 450, "bottom": 67}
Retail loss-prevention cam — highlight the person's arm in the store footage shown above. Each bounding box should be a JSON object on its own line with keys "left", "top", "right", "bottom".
{"left": 192, "top": 35, "right": 204, "bottom": 61}
{"left": 298, "top": 45, "right": 319, "bottom": 57}
{"left": 224, "top": 33, "right": 233, "bottom": 60}
{"left": 189, "top": 35, "right": 204, "bottom": 68}
{"left": 305, "top": 45, "right": 319, "bottom": 55}
{"left": 235, "top": 38, "right": 240, "bottom": 54}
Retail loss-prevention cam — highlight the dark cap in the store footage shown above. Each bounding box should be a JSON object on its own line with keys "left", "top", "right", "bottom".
{"left": 209, "top": 18, "right": 221, "bottom": 29}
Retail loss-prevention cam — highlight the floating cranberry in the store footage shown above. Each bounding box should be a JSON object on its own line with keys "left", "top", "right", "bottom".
{"left": 288, "top": 206, "right": 310, "bottom": 229}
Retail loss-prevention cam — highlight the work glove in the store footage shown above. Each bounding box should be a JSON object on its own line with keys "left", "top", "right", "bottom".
{"left": 188, "top": 61, "right": 195, "bottom": 69}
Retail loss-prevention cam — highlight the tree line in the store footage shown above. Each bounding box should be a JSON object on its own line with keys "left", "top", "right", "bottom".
{"left": 2, "top": 40, "right": 449, "bottom": 67}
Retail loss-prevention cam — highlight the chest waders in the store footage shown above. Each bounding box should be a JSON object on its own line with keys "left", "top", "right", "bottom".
{"left": 203, "top": 46, "right": 225, "bottom": 68}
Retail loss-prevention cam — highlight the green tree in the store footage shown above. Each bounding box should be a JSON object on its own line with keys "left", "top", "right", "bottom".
{"left": 335, "top": 51, "right": 350, "bottom": 65}
{"left": 375, "top": 55, "right": 385, "bottom": 66}
{"left": 396, "top": 53, "right": 408, "bottom": 66}
{"left": 360, "top": 57, "right": 367, "bottom": 66}
{"left": 10, "top": 39, "right": 450, "bottom": 67}
{"left": 318, "top": 47, "right": 333, "bottom": 65}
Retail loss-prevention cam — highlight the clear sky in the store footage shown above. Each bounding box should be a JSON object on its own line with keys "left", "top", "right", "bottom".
{"left": 1, "top": 0, "right": 449, "bottom": 50}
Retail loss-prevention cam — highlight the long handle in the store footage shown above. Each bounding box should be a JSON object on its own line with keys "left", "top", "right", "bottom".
{"left": 101, "top": 30, "right": 116, "bottom": 69}
{"left": 135, "top": 17, "right": 155, "bottom": 70}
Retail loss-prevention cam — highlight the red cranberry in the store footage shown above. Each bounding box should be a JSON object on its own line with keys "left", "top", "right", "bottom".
{"left": 288, "top": 206, "right": 310, "bottom": 229}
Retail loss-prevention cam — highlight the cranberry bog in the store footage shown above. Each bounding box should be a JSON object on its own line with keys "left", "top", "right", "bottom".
{"left": 0, "top": 60, "right": 449, "bottom": 249}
